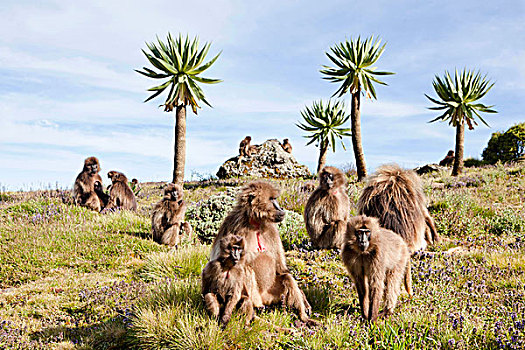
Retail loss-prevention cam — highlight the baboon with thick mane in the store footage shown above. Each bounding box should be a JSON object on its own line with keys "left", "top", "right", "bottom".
{"left": 341, "top": 215, "right": 411, "bottom": 322}
{"left": 104, "top": 171, "right": 137, "bottom": 211}
{"left": 73, "top": 156, "right": 105, "bottom": 212}
{"left": 304, "top": 166, "right": 350, "bottom": 249}
{"left": 210, "top": 181, "right": 315, "bottom": 324}
{"left": 439, "top": 150, "right": 455, "bottom": 167}
{"left": 202, "top": 235, "right": 258, "bottom": 326}
{"left": 357, "top": 164, "right": 439, "bottom": 253}
{"left": 282, "top": 138, "right": 292, "bottom": 153}
{"left": 151, "top": 183, "right": 192, "bottom": 247}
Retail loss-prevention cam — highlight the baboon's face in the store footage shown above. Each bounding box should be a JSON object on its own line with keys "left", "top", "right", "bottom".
{"left": 88, "top": 163, "right": 98, "bottom": 175}
{"left": 164, "top": 183, "right": 182, "bottom": 201}
{"left": 221, "top": 236, "right": 245, "bottom": 264}
{"left": 108, "top": 171, "right": 124, "bottom": 183}
{"left": 243, "top": 183, "right": 286, "bottom": 223}
{"left": 268, "top": 194, "right": 286, "bottom": 222}
{"left": 354, "top": 227, "right": 371, "bottom": 251}
{"left": 320, "top": 170, "right": 335, "bottom": 189}
{"left": 94, "top": 181, "right": 103, "bottom": 192}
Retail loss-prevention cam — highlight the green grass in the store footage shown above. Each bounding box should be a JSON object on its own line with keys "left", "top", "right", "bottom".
{"left": 0, "top": 164, "right": 524, "bottom": 349}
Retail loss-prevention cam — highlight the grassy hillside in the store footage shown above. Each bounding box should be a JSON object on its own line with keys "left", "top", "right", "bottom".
{"left": 1, "top": 164, "right": 524, "bottom": 349}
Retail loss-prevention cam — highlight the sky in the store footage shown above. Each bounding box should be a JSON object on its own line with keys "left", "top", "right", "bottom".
{"left": 1, "top": 0, "right": 524, "bottom": 190}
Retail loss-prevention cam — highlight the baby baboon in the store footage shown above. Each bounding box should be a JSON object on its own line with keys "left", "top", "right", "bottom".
{"left": 357, "top": 164, "right": 439, "bottom": 253}
{"left": 239, "top": 136, "right": 252, "bottom": 157}
{"left": 439, "top": 150, "right": 455, "bottom": 167}
{"left": 151, "top": 183, "right": 192, "bottom": 247}
{"left": 282, "top": 138, "right": 292, "bottom": 153}
{"left": 202, "top": 235, "right": 258, "bottom": 326}
{"left": 94, "top": 181, "right": 109, "bottom": 208}
{"left": 304, "top": 166, "right": 350, "bottom": 249}
{"left": 104, "top": 171, "right": 137, "bottom": 211}
{"left": 341, "top": 215, "right": 411, "bottom": 322}
{"left": 210, "top": 181, "right": 315, "bottom": 324}
{"left": 73, "top": 156, "right": 105, "bottom": 212}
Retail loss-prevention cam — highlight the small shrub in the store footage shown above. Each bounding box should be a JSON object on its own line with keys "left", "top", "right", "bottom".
{"left": 139, "top": 245, "right": 210, "bottom": 282}
{"left": 280, "top": 210, "right": 310, "bottom": 251}
{"left": 186, "top": 188, "right": 238, "bottom": 243}
{"left": 464, "top": 158, "right": 488, "bottom": 168}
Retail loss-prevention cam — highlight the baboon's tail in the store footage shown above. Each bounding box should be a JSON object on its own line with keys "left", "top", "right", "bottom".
{"left": 424, "top": 212, "right": 440, "bottom": 244}
{"left": 404, "top": 259, "right": 413, "bottom": 296}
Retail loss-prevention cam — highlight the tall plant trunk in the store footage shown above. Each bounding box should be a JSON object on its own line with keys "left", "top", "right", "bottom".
{"left": 317, "top": 142, "right": 328, "bottom": 175}
{"left": 452, "top": 122, "right": 464, "bottom": 176}
{"left": 173, "top": 105, "right": 186, "bottom": 185}
{"left": 351, "top": 88, "right": 367, "bottom": 181}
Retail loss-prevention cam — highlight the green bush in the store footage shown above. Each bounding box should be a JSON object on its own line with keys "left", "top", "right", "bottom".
{"left": 482, "top": 122, "right": 525, "bottom": 164}
{"left": 186, "top": 188, "right": 238, "bottom": 243}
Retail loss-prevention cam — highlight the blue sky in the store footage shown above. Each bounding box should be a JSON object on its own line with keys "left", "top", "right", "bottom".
{"left": 1, "top": 0, "right": 524, "bottom": 190}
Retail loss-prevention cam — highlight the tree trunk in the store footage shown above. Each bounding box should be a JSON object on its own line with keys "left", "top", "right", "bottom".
{"left": 452, "top": 122, "right": 464, "bottom": 176}
{"left": 173, "top": 105, "right": 186, "bottom": 184}
{"left": 317, "top": 142, "right": 328, "bottom": 175}
{"left": 351, "top": 88, "right": 367, "bottom": 181}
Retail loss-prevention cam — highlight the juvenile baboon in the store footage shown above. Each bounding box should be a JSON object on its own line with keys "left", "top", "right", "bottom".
{"left": 94, "top": 181, "right": 109, "bottom": 208}
{"left": 357, "top": 164, "right": 439, "bottom": 253}
{"left": 73, "top": 156, "right": 105, "bottom": 211}
{"left": 104, "top": 171, "right": 137, "bottom": 211}
{"left": 210, "top": 181, "right": 315, "bottom": 325}
{"left": 439, "top": 150, "right": 455, "bottom": 167}
{"left": 304, "top": 166, "right": 350, "bottom": 249}
{"left": 341, "top": 215, "right": 411, "bottom": 322}
{"left": 202, "top": 235, "right": 258, "bottom": 326}
{"left": 239, "top": 136, "right": 252, "bottom": 157}
{"left": 282, "top": 138, "right": 292, "bottom": 153}
{"left": 151, "top": 183, "right": 192, "bottom": 247}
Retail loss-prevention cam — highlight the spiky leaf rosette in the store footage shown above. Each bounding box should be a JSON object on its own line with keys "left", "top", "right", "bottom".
{"left": 320, "top": 35, "right": 394, "bottom": 99}
{"left": 296, "top": 100, "right": 352, "bottom": 151}
{"left": 425, "top": 69, "right": 497, "bottom": 129}
{"left": 136, "top": 33, "right": 222, "bottom": 113}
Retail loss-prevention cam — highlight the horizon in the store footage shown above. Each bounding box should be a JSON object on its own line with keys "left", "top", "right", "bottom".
{"left": 1, "top": 0, "right": 524, "bottom": 191}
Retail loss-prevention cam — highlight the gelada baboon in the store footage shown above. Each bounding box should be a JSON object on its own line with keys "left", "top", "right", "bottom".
{"left": 202, "top": 235, "right": 258, "bottom": 326}
{"left": 239, "top": 136, "right": 252, "bottom": 157}
{"left": 282, "top": 138, "right": 292, "bottom": 153}
{"left": 151, "top": 183, "right": 192, "bottom": 247}
{"left": 304, "top": 166, "right": 350, "bottom": 249}
{"left": 73, "top": 156, "right": 105, "bottom": 211}
{"left": 94, "top": 181, "right": 109, "bottom": 208}
{"left": 439, "top": 150, "right": 455, "bottom": 167}
{"left": 210, "top": 181, "right": 315, "bottom": 325}
{"left": 341, "top": 215, "right": 411, "bottom": 322}
{"left": 357, "top": 164, "right": 439, "bottom": 253}
{"left": 104, "top": 171, "right": 137, "bottom": 211}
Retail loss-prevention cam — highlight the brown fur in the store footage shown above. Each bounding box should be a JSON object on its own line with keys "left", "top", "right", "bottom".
{"left": 357, "top": 164, "right": 439, "bottom": 253}
{"left": 341, "top": 215, "right": 411, "bottom": 322}
{"left": 239, "top": 136, "right": 252, "bottom": 157}
{"left": 282, "top": 139, "right": 292, "bottom": 153}
{"left": 202, "top": 235, "right": 258, "bottom": 326}
{"left": 439, "top": 150, "right": 455, "bottom": 167}
{"left": 210, "top": 181, "right": 314, "bottom": 324}
{"left": 73, "top": 156, "right": 105, "bottom": 212}
{"left": 151, "top": 183, "right": 192, "bottom": 247}
{"left": 104, "top": 171, "right": 137, "bottom": 211}
{"left": 304, "top": 166, "right": 350, "bottom": 249}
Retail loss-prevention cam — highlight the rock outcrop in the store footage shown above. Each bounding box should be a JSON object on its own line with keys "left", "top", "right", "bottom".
{"left": 216, "top": 139, "right": 311, "bottom": 179}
